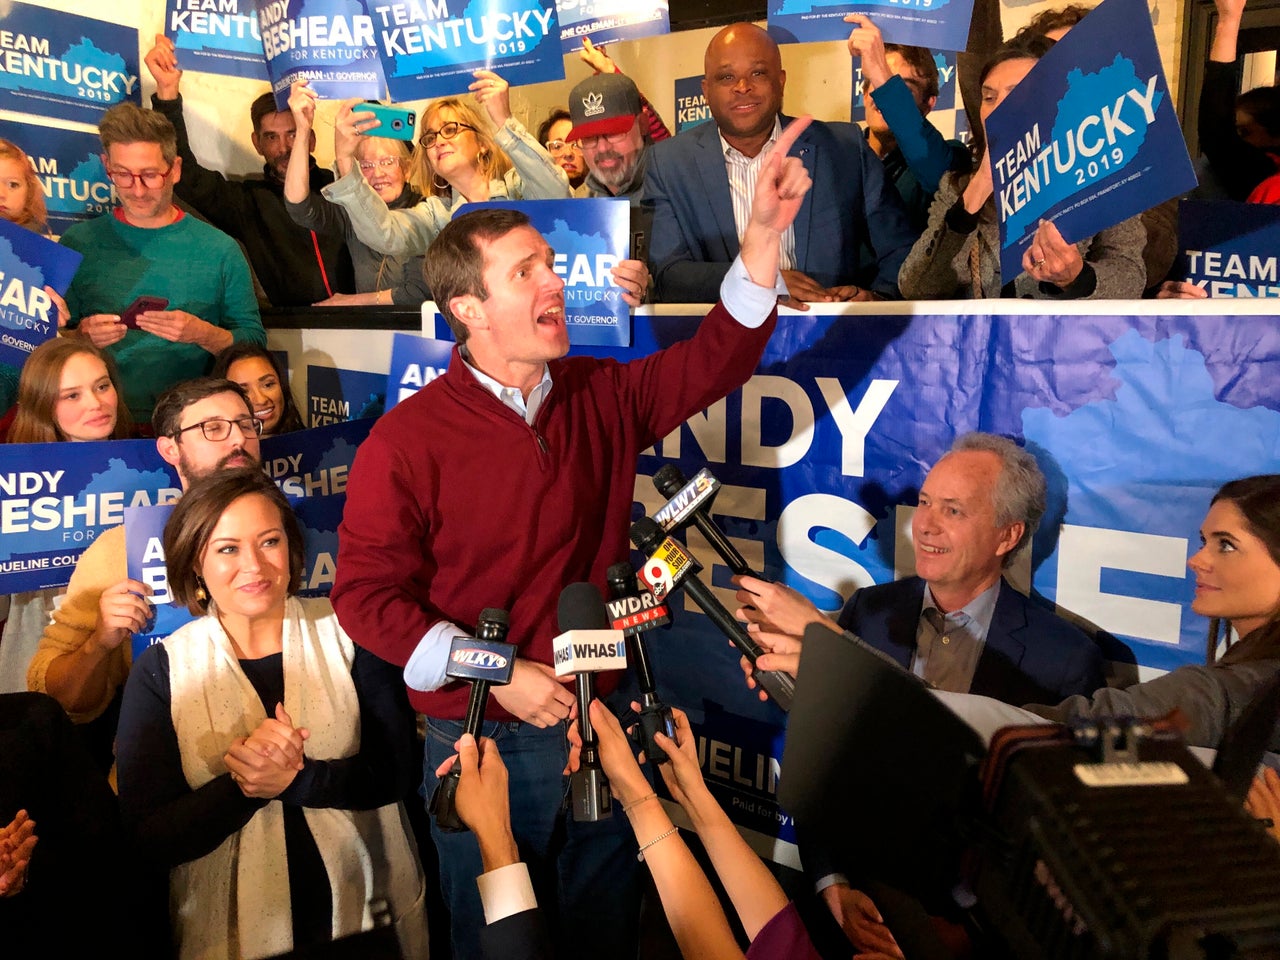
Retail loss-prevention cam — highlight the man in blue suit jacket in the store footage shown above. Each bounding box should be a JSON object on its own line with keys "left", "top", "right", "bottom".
{"left": 643, "top": 22, "right": 917, "bottom": 304}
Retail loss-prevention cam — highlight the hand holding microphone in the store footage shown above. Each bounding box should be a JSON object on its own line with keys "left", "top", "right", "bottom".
{"left": 606, "top": 562, "right": 676, "bottom": 764}
{"left": 652, "top": 465, "right": 761, "bottom": 579}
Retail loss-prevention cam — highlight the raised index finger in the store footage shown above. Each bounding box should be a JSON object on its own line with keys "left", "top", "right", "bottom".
{"left": 768, "top": 114, "right": 812, "bottom": 166}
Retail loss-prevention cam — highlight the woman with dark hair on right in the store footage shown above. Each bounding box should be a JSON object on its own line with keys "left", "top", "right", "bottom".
{"left": 898, "top": 37, "right": 1147, "bottom": 300}
{"left": 210, "top": 341, "right": 305, "bottom": 437}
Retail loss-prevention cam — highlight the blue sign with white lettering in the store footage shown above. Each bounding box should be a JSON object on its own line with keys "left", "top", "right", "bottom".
{"left": 457, "top": 197, "right": 632, "bottom": 345}
{"left": 259, "top": 417, "right": 371, "bottom": 499}
{"left": 0, "top": 2, "right": 141, "bottom": 125}
{"left": 124, "top": 503, "right": 193, "bottom": 660}
{"left": 0, "top": 121, "right": 115, "bottom": 235}
{"left": 984, "top": 0, "right": 1196, "bottom": 282}
{"left": 768, "top": 0, "right": 976, "bottom": 52}
{"left": 851, "top": 46, "right": 957, "bottom": 122}
{"left": 1175, "top": 199, "right": 1280, "bottom": 298}
{"left": 556, "top": 0, "right": 669, "bottom": 54}
{"left": 167, "top": 0, "right": 270, "bottom": 82}
{"left": 364, "top": 0, "right": 563, "bottom": 101}
{"left": 307, "top": 365, "right": 386, "bottom": 425}
{"left": 674, "top": 75, "right": 711, "bottom": 133}
{"left": 385, "top": 332, "right": 453, "bottom": 411}
{"left": 0, "top": 218, "right": 81, "bottom": 367}
{"left": 255, "top": 0, "right": 386, "bottom": 109}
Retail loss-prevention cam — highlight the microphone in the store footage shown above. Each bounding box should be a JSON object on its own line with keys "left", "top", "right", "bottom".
{"left": 428, "top": 608, "right": 516, "bottom": 833}
{"left": 653, "top": 464, "right": 760, "bottom": 578}
{"left": 606, "top": 562, "right": 675, "bottom": 764}
{"left": 553, "top": 582, "right": 627, "bottom": 822}
{"left": 630, "top": 516, "right": 793, "bottom": 712}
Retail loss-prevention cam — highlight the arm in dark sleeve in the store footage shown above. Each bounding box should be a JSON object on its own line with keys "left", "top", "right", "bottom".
{"left": 857, "top": 132, "right": 916, "bottom": 299}
{"left": 873, "top": 76, "right": 971, "bottom": 194}
{"left": 277, "top": 646, "right": 418, "bottom": 810}
{"left": 1199, "top": 60, "right": 1277, "bottom": 201}
{"left": 116, "top": 644, "right": 267, "bottom": 869}
{"left": 645, "top": 147, "right": 734, "bottom": 303}
{"left": 391, "top": 254, "right": 431, "bottom": 306}
{"left": 285, "top": 191, "right": 356, "bottom": 240}
{"left": 151, "top": 94, "right": 249, "bottom": 232}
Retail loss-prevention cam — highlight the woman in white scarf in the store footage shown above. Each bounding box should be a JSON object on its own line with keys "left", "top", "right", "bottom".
{"left": 115, "top": 467, "right": 429, "bottom": 960}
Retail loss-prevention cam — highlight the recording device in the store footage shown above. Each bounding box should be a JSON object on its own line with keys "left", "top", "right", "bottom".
{"left": 361, "top": 103, "right": 417, "bottom": 141}
{"left": 553, "top": 583, "right": 627, "bottom": 822}
{"left": 606, "top": 562, "right": 675, "bottom": 764}
{"left": 652, "top": 465, "right": 760, "bottom": 578}
{"left": 428, "top": 608, "right": 515, "bottom": 833}
{"left": 119, "top": 295, "right": 168, "bottom": 330}
{"left": 629, "top": 516, "right": 793, "bottom": 711}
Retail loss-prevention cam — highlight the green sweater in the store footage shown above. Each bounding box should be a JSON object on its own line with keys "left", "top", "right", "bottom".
{"left": 60, "top": 213, "right": 265, "bottom": 420}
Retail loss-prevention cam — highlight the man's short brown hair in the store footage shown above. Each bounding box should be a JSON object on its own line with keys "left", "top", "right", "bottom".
{"left": 98, "top": 103, "right": 178, "bottom": 165}
{"left": 885, "top": 44, "right": 941, "bottom": 105}
{"left": 250, "top": 91, "right": 284, "bottom": 134}
{"left": 424, "top": 208, "right": 532, "bottom": 346}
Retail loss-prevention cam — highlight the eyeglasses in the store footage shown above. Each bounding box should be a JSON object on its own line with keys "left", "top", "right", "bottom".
{"left": 578, "top": 130, "right": 630, "bottom": 150}
{"left": 544, "top": 139, "right": 582, "bottom": 156}
{"left": 358, "top": 156, "right": 401, "bottom": 173}
{"left": 105, "top": 166, "right": 174, "bottom": 189}
{"left": 419, "top": 122, "right": 476, "bottom": 148}
{"left": 173, "top": 416, "right": 263, "bottom": 442}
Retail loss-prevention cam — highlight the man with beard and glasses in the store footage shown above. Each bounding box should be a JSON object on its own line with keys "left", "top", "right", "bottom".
{"left": 27, "top": 379, "right": 264, "bottom": 770}
{"left": 143, "top": 35, "right": 354, "bottom": 306}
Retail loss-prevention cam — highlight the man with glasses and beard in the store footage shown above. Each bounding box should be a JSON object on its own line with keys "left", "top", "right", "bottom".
{"left": 59, "top": 103, "right": 265, "bottom": 423}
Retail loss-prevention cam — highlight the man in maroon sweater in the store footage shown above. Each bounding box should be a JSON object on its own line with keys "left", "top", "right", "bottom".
{"left": 332, "top": 118, "right": 815, "bottom": 960}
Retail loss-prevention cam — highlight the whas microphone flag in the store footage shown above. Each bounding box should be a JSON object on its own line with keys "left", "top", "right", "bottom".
{"left": 552, "top": 582, "right": 626, "bottom": 676}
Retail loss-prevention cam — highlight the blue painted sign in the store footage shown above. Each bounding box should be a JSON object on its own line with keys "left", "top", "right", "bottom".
{"left": 0, "top": 121, "right": 115, "bottom": 235}
{"left": 259, "top": 417, "right": 372, "bottom": 498}
{"left": 307, "top": 364, "right": 386, "bottom": 425}
{"left": 457, "top": 197, "right": 632, "bottom": 345}
{"left": 385, "top": 331, "right": 453, "bottom": 411}
{"left": 167, "top": 0, "right": 270, "bottom": 82}
{"left": 254, "top": 0, "right": 385, "bottom": 109}
{"left": 674, "top": 75, "right": 711, "bottom": 133}
{"left": 366, "top": 0, "right": 564, "bottom": 101}
{"left": 0, "top": 2, "right": 141, "bottom": 125}
{"left": 556, "top": 0, "right": 669, "bottom": 54}
{"left": 769, "top": 0, "right": 976, "bottom": 52}
{"left": 124, "top": 502, "right": 193, "bottom": 660}
{"left": 0, "top": 218, "right": 81, "bottom": 367}
{"left": 851, "top": 46, "right": 957, "bottom": 122}
{"left": 984, "top": 0, "right": 1196, "bottom": 281}
{"left": 1175, "top": 199, "right": 1280, "bottom": 298}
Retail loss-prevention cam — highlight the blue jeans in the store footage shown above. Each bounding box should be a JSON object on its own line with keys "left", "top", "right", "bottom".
{"left": 421, "top": 714, "right": 643, "bottom": 960}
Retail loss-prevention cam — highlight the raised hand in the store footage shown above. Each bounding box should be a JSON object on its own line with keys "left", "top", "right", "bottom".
{"left": 470, "top": 69, "right": 511, "bottom": 127}
{"left": 144, "top": 34, "right": 182, "bottom": 100}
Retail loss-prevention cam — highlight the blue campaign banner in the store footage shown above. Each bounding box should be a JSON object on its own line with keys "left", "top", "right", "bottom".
{"left": 0, "top": 121, "right": 115, "bottom": 235}
{"left": 294, "top": 492, "right": 345, "bottom": 596}
{"left": 850, "top": 47, "right": 957, "bottom": 122}
{"left": 768, "top": 0, "right": 975, "bottom": 52}
{"left": 307, "top": 364, "right": 386, "bottom": 425}
{"left": 1175, "top": 199, "right": 1280, "bottom": 298}
{"left": 674, "top": 75, "right": 711, "bottom": 133}
{"left": 124, "top": 503, "right": 194, "bottom": 661}
{"left": 385, "top": 331, "right": 453, "bottom": 411}
{"left": 556, "top": 0, "right": 669, "bottom": 54}
{"left": 0, "top": 219, "right": 81, "bottom": 368}
{"left": 255, "top": 0, "right": 385, "bottom": 108}
{"left": 0, "top": 439, "right": 181, "bottom": 594}
{"left": 260, "top": 417, "right": 372, "bottom": 499}
{"left": 0, "top": 3, "right": 140, "bottom": 125}
{"left": 458, "top": 197, "right": 632, "bottom": 346}
{"left": 167, "top": 0, "right": 270, "bottom": 82}
{"left": 366, "top": 0, "right": 564, "bottom": 101}
{"left": 984, "top": 0, "right": 1196, "bottom": 282}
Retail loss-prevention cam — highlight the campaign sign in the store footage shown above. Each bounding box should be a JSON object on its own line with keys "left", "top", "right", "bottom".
{"left": 0, "top": 3, "right": 140, "bottom": 125}
{"left": 557, "top": 0, "right": 669, "bottom": 54}
{"left": 984, "top": 0, "right": 1196, "bottom": 282}
{"left": 124, "top": 503, "right": 195, "bottom": 661}
{"left": 167, "top": 0, "right": 270, "bottom": 82}
{"left": 768, "top": 0, "right": 976, "bottom": 52}
{"left": 0, "top": 121, "right": 115, "bottom": 235}
{"left": 255, "top": 0, "right": 385, "bottom": 109}
{"left": 293, "top": 492, "right": 345, "bottom": 596}
{"left": 366, "top": 0, "right": 564, "bottom": 101}
{"left": 0, "top": 219, "right": 82, "bottom": 368}
{"left": 260, "top": 417, "right": 372, "bottom": 499}
{"left": 307, "top": 365, "right": 386, "bottom": 425}
{"left": 457, "top": 198, "right": 632, "bottom": 346}
{"left": 385, "top": 331, "right": 453, "bottom": 411}
{"left": 674, "top": 75, "right": 711, "bottom": 133}
{"left": 0, "top": 440, "right": 181, "bottom": 594}
{"left": 851, "top": 47, "right": 957, "bottom": 122}
{"left": 1175, "top": 199, "right": 1280, "bottom": 298}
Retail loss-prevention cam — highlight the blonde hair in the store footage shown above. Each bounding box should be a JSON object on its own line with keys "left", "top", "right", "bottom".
{"left": 0, "top": 139, "right": 47, "bottom": 232}
{"left": 409, "top": 98, "right": 512, "bottom": 198}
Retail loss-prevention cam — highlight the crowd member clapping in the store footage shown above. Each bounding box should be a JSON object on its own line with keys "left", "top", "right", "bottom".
{"left": 321, "top": 69, "right": 570, "bottom": 259}
{"left": 284, "top": 80, "right": 430, "bottom": 308}
{"left": 211, "top": 342, "right": 305, "bottom": 437}
{"left": 115, "top": 467, "right": 429, "bottom": 959}
{"left": 898, "top": 37, "right": 1146, "bottom": 300}
{"left": 0, "top": 340, "right": 133, "bottom": 694}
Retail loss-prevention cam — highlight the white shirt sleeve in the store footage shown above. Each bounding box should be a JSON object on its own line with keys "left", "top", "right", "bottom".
{"left": 476, "top": 862, "right": 539, "bottom": 924}
{"left": 719, "top": 254, "right": 785, "bottom": 329}
{"left": 403, "top": 620, "right": 465, "bottom": 692}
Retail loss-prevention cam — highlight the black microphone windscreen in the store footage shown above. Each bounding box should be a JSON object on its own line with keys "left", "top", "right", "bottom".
{"left": 652, "top": 464, "right": 687, "bottom": 498}
{"left": 557, "top": 582, "right": 609, "bottom": 632}
{"left": 629, "top": 516, "right": 664, "bottom": 552}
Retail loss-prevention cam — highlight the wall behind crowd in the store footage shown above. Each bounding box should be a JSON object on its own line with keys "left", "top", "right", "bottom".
{"left": 3, "top": 0, "right": 1187, "bottom": 186}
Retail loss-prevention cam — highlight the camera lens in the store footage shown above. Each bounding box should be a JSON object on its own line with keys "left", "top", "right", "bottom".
{"left": 392, "top": 119, "right": 403, "bottom": 129}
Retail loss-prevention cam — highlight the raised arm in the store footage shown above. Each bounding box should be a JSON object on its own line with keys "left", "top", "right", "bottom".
{"left": 739, "top": 116, "right": 813, "bottom": 287}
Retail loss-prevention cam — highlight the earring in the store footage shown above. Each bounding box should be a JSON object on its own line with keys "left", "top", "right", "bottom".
{"left": 195, "top": 576, "right": 208, "bottom": 603}
{"left": 432, "top": 172, "right": 450, "bottom": 191}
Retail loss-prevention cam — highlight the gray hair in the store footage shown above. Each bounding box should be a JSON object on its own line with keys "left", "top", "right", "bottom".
{"left": 946, "top": 432, "right": 1046, "bottom": 565}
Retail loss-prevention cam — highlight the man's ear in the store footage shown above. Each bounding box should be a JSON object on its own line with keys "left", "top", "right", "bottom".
{"left": 250, "top": 131, "right": 265, "bottom": 159}
{"left": 994, "top": 521, "right": 1025, "bottom": 559}
{"left": 924, "top": 95, "right": 938, "bottom": 116}
{"left": 169, "top": 155, "right": 182, "bottom": 187}
{"left": 449, "top": 294, "right": 485, "bottom": 335}
{"left": 308, "top": 129, "right": 317, "bottom": 153}
{"left": 157, "top": 434, "right": 180, "bottom": 469}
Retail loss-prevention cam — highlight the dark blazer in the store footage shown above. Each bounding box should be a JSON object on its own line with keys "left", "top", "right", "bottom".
{"left": 480, "top": 907, "right": 552, "bottom": 960}
{"left": 836, "top": 576, "right": 1106, "bottom": 706}
{"left": 642, "top": 115, "right": 916, "bottom": 303}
